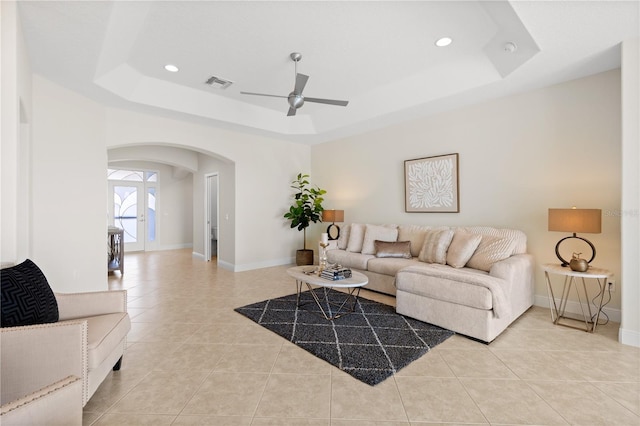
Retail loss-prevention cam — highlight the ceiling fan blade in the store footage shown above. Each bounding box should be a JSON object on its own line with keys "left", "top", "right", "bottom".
{"left": 287, "top": 107, "right": 297, "bottom": 116}
{"left": 240, "top": 91, "right": 288, "bottom": 99}
{"left": 304, "top": 97, "right": 349, "bottom": 107}
{"left": 293, "top": 73, "right": 309, "bottom": 95}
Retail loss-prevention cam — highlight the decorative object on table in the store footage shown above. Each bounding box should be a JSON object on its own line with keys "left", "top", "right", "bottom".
{"left": 569, "top": 252, "right": 589, "bottom": 272}
{"left": 240, "top": 52, "right": 349, "bottom": 117}
{"left": 321, "top": 209, "right": 344, "bottom": 240}
{"left": 319, "top": 233, "right": 329, "bottom": 271}
{"left": 235, "top": 290, "right": 453, "bottom": 386}
{"left": 548, "top": 207, "right": 601, "bottom": 266}
{"left": 284, "top": 173, "right": 326, "bottom": 266}
{"left": 404, "top": 153, "right": 459, "bottom": 213}
{"left": 320, "top": 266, "right": 352, "bottom": 281}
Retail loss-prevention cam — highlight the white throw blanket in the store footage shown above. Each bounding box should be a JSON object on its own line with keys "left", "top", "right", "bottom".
{"left": 400, "top": 264, "right": 511, "bottom": 319}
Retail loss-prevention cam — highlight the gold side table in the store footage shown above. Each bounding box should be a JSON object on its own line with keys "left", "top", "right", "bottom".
{"left": 541, "top": 263, "right": 612, "bottom": 332}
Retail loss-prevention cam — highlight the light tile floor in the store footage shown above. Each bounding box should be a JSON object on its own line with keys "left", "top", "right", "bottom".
{"left": 85, "top": 249, "right": 640, "bottom": 425}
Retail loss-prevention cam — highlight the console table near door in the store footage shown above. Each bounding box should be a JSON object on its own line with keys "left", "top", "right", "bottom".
{"left": 108, "top": 226, "right": 124, "bottom": 275}
{"left": 542, "top": 263, "right": 612, "bottom": 333}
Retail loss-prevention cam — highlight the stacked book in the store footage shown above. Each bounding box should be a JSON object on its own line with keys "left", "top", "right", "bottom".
{"left": 320, "top": 267, "right": 352, "bottom": 281}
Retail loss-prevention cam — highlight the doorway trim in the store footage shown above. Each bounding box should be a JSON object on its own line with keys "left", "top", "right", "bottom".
{"left": 204, "top": 173, "right": 219, "bottom": 262}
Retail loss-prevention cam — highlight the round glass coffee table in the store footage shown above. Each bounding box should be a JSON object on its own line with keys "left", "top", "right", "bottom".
{"left": 287, "top": 266, "right": 369, "bottom": 320}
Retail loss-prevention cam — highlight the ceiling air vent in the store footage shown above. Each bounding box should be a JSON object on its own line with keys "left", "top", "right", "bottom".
{"left": 204, "top": 76, "right": 233, "bottom": 89}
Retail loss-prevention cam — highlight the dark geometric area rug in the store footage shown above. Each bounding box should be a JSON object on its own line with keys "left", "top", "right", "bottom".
{"left": 234, "top": 289, "right": 454, "bottom": 386}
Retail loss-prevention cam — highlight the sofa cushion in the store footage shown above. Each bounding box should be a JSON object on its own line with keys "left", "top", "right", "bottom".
{"left": 326, "top": 249, "right": 374, "bottom": 270}
{"left": 466, "top": 235, "right": 517, "bottom": 272}
{"left": 367, "top": 257, "right": 421, "bottom": 276}
{"left": 374, "top": 240, "right": 412, "bottom": 259}
{"left": 463, "top": 226, "right": 527, "bottom": 255}
{"left": 396, "top": 264, "right": 510, "bottom": 317}
{"left": 397, "top": 225, "right": 433, "bottom": 257}
{"left": 362, "top": 224, "right": 398, "bottom": 255}
{"left": 337, "top": 224, "right": 351, "bottom": 250}
{"left": 1, "top": 259, "right": 59, "bottom": 328}
{"left": 346, "top": 223, "right": 366, "bottom": 252}
{"left": 85, "top": 312, "right": 131, "bottom": 369}
{"left": 447, "top": 230, "right": 482, "bottom": 268}
{"left": 418, "top": 229, "right": 455, "bottom": 264}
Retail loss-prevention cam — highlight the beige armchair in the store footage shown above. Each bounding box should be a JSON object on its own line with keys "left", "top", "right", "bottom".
{"left": 1, "top": 375, "right": 83, "bottom": 425}
{"left": 1, "top": 289, "right": 131, "bottom": 422}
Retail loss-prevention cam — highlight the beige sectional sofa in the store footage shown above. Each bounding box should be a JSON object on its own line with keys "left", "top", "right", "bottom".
{"left": 326, "top": 223, "right": 535, "bottom": 342}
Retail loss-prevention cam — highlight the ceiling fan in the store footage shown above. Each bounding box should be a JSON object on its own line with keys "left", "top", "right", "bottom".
{"left": 240, "top": 52, "right": 349, "bottom": 116}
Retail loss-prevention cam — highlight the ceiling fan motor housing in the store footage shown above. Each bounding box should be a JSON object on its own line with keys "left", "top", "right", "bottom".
{"left": 288, "top": 93, "right": 304, "bottom": 109}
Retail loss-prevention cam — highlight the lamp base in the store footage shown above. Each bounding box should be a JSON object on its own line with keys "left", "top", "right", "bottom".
{"left": 326, "top": 223, "right": 341, "bottom": 240}
{"left": 555, "top": 234, "right": 596, "bottom": 267}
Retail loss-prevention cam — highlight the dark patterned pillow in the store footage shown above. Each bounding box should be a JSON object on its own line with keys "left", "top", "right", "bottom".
{"left": 1, "top": 259, "right": 59, "bottom": 327}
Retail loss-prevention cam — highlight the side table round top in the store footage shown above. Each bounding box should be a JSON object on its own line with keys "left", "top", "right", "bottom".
{"left": 287, "top": 266, "right": 369, "bottom": 289}
{"left": 541, "top": 263, "right": 613, "bottom": 279}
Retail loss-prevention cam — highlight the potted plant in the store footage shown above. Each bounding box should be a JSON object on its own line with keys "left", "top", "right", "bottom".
{"left": 284, "top": 173, "right": 326, "bottom": 265}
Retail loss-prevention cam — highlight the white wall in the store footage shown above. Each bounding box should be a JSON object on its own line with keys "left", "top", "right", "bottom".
{"left": 1, "top": 0, "right": 32, "bottom": 266}
{"left": 313, "top": 70, "right": 623, "bottom": 313}
{"left": 31, "top": 75, "right": 107, "bottom": 292}
{"left": 620, "top": 38, "right": 640, "bottom": 346}
{"left": 104, "top": 108, "right": 310, "bottom": 271}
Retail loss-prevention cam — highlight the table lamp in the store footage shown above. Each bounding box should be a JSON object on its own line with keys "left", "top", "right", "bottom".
{"left": 548, "top": 207, "right": 601, "bottom": 266}
{"left": 322, "top": 209, "right": 344, "bottom": 240}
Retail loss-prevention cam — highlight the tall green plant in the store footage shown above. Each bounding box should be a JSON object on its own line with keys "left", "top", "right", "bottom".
{"left": 284, "top": 173, "right": 326, "bottom": 250}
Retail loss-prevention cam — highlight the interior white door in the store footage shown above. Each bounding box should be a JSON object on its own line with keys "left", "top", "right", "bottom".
{"left": 110, "top": 182, "right": 145, "bottom": 252}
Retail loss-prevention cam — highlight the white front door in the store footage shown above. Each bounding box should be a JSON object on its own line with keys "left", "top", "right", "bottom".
{"left": 109, "top": 182, "right": 145, "bottom": 252}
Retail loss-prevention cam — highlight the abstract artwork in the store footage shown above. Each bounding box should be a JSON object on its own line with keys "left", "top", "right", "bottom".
{"left": 404, "top": 153, "right": 459, "bottom": 212}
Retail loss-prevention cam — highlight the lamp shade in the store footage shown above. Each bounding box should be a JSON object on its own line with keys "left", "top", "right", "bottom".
{"left": 322, "top": 209, "right": 344, "bottom": 223}
{"left": 548, "top": 208, "right": 601, "bottom": 234}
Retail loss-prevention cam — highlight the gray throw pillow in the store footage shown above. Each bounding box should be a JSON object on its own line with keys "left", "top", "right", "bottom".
{"left": 374, "top": 240, "right": 412, "bottom": 259}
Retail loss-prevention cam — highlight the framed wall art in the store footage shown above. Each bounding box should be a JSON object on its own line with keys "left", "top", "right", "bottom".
{"left": 404, "top": 153, "right": 459, "bottom": 213}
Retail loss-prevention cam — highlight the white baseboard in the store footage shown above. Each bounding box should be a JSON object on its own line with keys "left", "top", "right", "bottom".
{"left": 192, "top": 251, "right": 205, "bottom": 261}
{"left": 232, "top": 257, "right": 294, "bottom": 272}
{"left": 619, "top": 328, "right": 640, "bottom": 347}
{"left": 534, "top": 294, "right": 621, "bottom": 323}
{"left": 190, "top": 254, "right": 293, "bottom": 272}
{"left": 216, "top": 259, "right": 235, "bottom": 271}
{"left": 159, "top": 243, "right": 193, "bottom": 251}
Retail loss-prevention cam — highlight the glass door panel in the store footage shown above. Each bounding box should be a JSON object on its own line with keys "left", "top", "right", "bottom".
{"left": 147, "top": 187, "right": 156, "bottom": 243}
{"left": 112, "top": 183, "right": 144, "bottom": 251}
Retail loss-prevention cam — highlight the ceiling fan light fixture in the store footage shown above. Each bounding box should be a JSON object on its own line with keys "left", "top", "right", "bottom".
{"left": 435, "top": 37, "right": 453, "bottom": 47}
{"left": 164, "top": 64, "right": 179, "bottom": 72}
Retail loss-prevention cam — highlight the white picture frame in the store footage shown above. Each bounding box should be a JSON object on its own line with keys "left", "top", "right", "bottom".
{"left": 404, "top": 153, "right": 459, "bottom": 213}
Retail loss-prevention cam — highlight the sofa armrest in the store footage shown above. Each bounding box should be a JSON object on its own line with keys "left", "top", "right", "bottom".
{"left": 1, "top": 375, "right": 82, "bottom": 426}
{"left": 489, "top": 254, "right": 535, "bottom": 292}
{"left": 1, "top": 321, "right": 88, "bottom": 406}
{"left": 55, "top": 290, "right": 127, "bottom": 320}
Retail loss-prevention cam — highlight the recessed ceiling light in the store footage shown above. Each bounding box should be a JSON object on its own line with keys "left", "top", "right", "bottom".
{"left": 435, "top": 37, "right": 453, "bottom": 47}
{"left": 164, "top": 64, "right": 179, "bottom": 72}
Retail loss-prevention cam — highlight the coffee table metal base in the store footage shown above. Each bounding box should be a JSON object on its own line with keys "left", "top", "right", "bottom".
{"left": 295, "top": 280, "right": 361, "bottom": 320}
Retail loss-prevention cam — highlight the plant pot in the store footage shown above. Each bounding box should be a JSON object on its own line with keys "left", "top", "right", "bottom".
{"left": 296, "top": 249, "right": 314, "bottom": 266}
